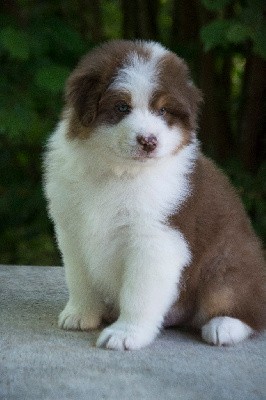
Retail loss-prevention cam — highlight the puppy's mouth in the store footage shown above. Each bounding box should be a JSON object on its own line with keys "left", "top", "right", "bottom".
{"left": 132, "top": 151, "right": 158, "bottom": 162}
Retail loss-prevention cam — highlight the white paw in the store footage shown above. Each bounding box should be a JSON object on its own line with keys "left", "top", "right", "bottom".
{"left": 96, "top": 321, "right": 157, "bottom": 350}
{"left": 59, "top": 303, "right": 102, "bottom": 331}
{"left": 202, "top": 316, "right": 254, "bottom": 346}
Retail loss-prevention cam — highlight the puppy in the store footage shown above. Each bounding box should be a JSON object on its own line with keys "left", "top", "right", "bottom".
{"left": 44, "top": 40, "right": 266, "bottom": 350}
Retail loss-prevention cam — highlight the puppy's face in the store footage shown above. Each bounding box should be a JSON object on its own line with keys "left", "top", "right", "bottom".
{"left": 66, "top": 41, "right": 202, "bottom": 163}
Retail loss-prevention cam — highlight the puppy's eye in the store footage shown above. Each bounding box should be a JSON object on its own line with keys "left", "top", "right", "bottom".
{"left": 115, "top": 103, "right": 131, "bottom": 113}
{"left": 158, "top": 107, "right": 167, "bottom": 116}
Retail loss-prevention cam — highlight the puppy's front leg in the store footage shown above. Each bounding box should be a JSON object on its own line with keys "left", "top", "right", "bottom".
{"left": 57, "top": 229, "right": 105, "bottom": 331}
{"left": 97, "top": 228, "right": 190, "bottom": 350}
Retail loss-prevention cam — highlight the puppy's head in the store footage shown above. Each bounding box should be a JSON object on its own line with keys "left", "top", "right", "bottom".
{"left": 65, "top": 40, "right": 202, "bottom": 162}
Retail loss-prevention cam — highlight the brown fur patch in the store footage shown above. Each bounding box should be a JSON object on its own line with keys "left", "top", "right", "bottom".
{"left": 65, "top": 40, "right": 151, "bottom": 138}
{"left": 150, "top": 92, "right": 191, "bottom": 127}
{"left": 199, "top": 287, "right": 235, "bottom": 319}
{"left": 97, "top": 89, "right": 132, "bottom": 126}
{"left": 148, "top": 54, "right": 203, "bottom": 154}
{"left": 156, "top": 53, "right": 203, "bottom": 132}
{"left": 167, "top": 156, "right": 266, "bottom": 331}
{"left": 149, "top": 91, "right": 193, "bottom": 152}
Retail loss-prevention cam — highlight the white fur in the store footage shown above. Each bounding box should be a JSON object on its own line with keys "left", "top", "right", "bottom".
{"left": 44, "top": 45, "right": 198, "bottom": 350}
{"left": 201, "top": 317, "right": 254, "bottom": 346}
{"left": 110, "top": 42, "right": 168, "bottom": 110}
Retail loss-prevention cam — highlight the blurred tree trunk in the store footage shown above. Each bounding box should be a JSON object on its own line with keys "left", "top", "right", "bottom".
{"left": 198, "top": 6, "right": 232, "bottom": 161}
{"left": 78, "top": 0, "right": 104, "bottom": 42}
{"left": 1, "top": 0, "right": 27, "bottom": 26}
{"left": 240, "top": 55, "right": 266, "bottom": 172}
{"left": 137, "top": 0, "right": 159, "bottom": 40}
{"left": 122, "top": 0, "right": 137, "bottom": 39}
{"left": 199, "top": 52, "right": 232, "bottom": 160}
{"left": 170, "top": 1, "right": 232, "bottom": 161}
{"left": 170, "top": 0, "right": 201, "bottom": 85}
{"left": 122, "top": 0, "right": 159, "bottom": 40}
{"left": 171, "top": 0, "right": 199, "bottom": 43}
{"left": 60, "top": 0, "right": 104, "bottom": 43}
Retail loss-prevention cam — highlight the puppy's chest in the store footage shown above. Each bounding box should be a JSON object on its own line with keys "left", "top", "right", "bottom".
{"left": 82, "top": 174, "right": 180, "bottom": 237}
{"left": 79, "top": 179, "right": 149, "bottom": 295}
{"left": 78, "top": 170, "right": 189, "bottom": 297}
{"left": 81, "top": 174, "right": 185, "bottom": 272}
{"left": 82, "top": 182, "right": 150, "bottom": 243}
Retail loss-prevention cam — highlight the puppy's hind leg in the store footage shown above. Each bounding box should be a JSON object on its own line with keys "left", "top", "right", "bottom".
{"left": 201, "top": 316, "right": 254, "bottom": 346}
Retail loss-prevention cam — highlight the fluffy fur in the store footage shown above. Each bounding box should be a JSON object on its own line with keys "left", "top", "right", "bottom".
{"left": 44, "top": 40, "right": 266, "bottom": 350}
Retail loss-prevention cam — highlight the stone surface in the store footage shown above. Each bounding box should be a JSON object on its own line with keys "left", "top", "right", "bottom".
{"left": 0, "top": 265, "right": 265, "bottom": 400}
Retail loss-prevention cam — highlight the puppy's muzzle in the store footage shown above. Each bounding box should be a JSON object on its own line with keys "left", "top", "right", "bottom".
{"left": 136, "top": 134, "right": 158, "bottom": 153}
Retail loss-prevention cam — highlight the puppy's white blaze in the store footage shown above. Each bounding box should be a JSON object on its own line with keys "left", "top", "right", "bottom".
{"left": 111, "top": 43, "right": 168, "bottom": 110}
{"left": 111, "top": 62, "right": 156, "bottom": 110}
{"left": 144, "top": 41, "right": 168, "bottom": 59}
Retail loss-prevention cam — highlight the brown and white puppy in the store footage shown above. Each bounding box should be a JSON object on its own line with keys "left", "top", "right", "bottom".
{"left": 44, "top": 40, "right": 266, "bottom": 350}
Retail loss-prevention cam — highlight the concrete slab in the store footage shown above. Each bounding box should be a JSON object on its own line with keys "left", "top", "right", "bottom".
{"left": 0, "top": 265, "right": 265, "bottom": 400}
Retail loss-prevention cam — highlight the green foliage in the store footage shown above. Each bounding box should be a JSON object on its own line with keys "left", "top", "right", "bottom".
{"left": 0, "top": 27, "right": 30, "bottom": 59}
{"left": 201, "top": 20, "right": 232, "bottom": 51}
{"left": 35, "top": 65, "right": 71, "bottom": 93}
{"left": 224, "top": 160, "right": 266, "bottom": 241}
{"left": 200, "top": 0, "right": 266, "bottom": 59}
{"left": 0, "top": 5, "right": 89, "bottom": 265}
{"left": 201, "top": 0, "right": 232, "bottom": 12}
{"left": 103, "top": 0, "right": 122, "bottom": 38}
{"left": 0, "top": 0, "right": 265, "bottom": 265}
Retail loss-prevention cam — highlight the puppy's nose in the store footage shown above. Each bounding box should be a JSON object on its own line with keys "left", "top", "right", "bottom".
{"left": 136, "top": 134, "right": 158, "bottom": 153}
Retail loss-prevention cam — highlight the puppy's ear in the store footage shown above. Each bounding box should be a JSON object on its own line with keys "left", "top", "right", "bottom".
{"left": 65, "top": 72, "right": 102, "bottom": 126}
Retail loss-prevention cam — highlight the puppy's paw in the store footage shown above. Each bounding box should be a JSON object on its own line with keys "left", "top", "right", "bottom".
{"left": 201, "top": 316, "right": 253, "bottom": 346}
{"left": 96, "top": 321, "right": 157, "bottom": 350}
{"left": 59, "top": 304, "right": 102, "bottom": 331}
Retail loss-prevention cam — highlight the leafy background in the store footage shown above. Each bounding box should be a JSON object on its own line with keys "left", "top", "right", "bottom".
{"left": 0, "top": 0, "right": 265, "bottom": 265}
